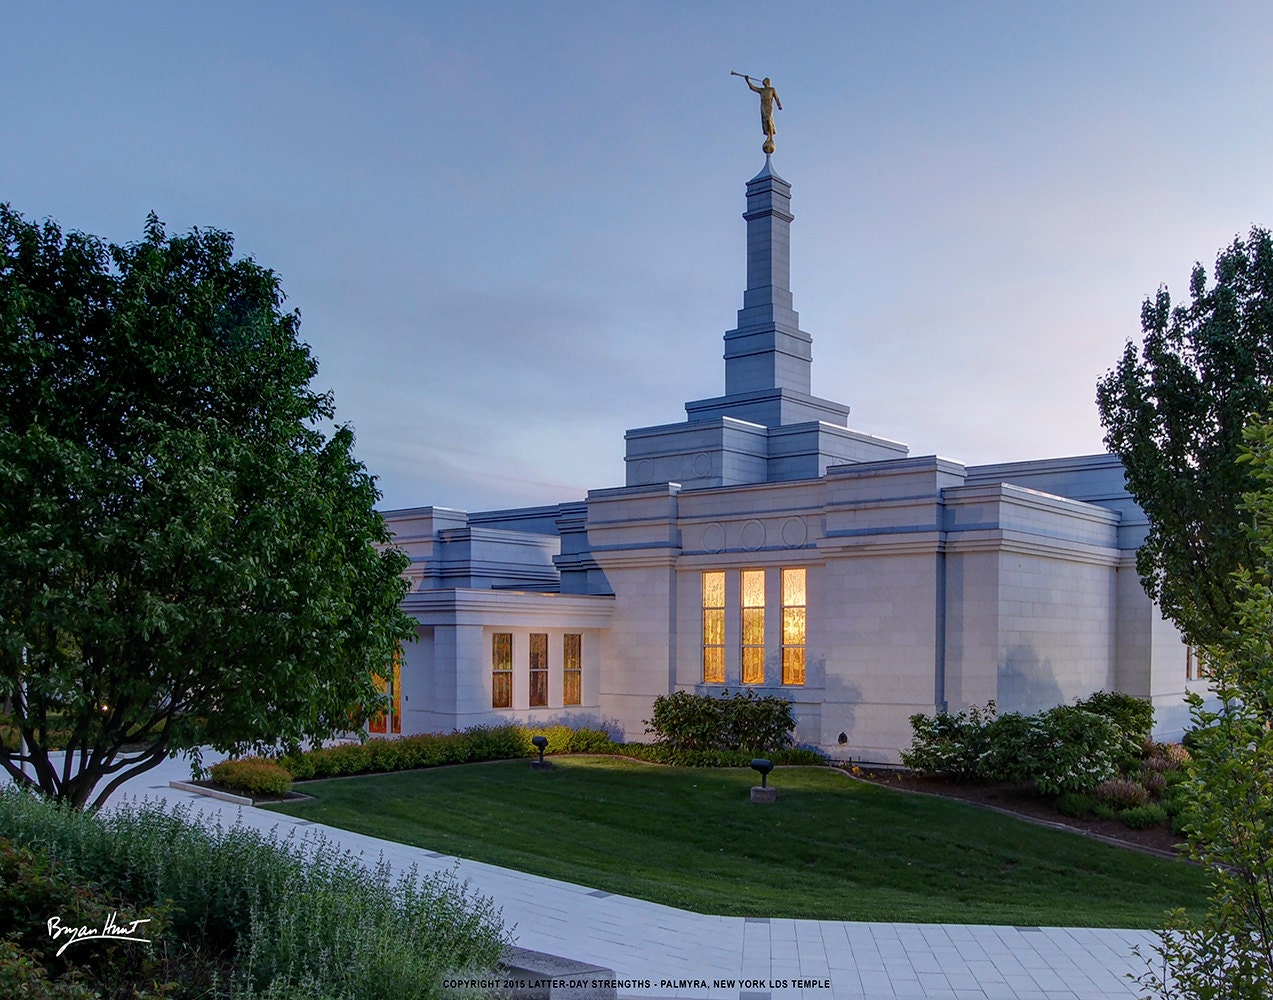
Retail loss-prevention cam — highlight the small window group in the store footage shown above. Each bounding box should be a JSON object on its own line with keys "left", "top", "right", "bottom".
{"left": 491, "top": 632, "right": 584, "bottom": 708}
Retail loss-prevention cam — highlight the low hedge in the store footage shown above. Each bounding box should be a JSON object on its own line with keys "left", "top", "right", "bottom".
{"left": 264, "top": 723, "right": 821, "bottom": 783}
{"left": 208, "top": 757, "right": 293, "bottom": 798}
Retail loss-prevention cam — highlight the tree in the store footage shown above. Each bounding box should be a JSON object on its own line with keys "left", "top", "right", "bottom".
{"left": 0, "top": 205, "right": 415, "bottom": 809}
{"left": 1136, "top": 414, "right": 1273, "bottom": 999}
{"left": 1096, "top": 227, "right": 1273, "bottom": 649}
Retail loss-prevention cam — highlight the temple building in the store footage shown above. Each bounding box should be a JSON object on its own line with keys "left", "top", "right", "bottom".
{"left": 376, "top": 156, "right": 1204, "bottom": 761}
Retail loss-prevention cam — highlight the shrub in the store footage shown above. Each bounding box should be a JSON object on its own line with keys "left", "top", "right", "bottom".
{"left": 209, "top": 757, "right": 293, "bottom": 798}
{"left": 1160, "top": 741, "right": 1192, "bottom": 768}
{"left": 644, "top": 689, "right": 795, "bottom": 754}
{"left": 558, "top": 727, "right": 616, "bottom": 754}
{"left": 978, "top": 711, "right": 1039, "bottom": 781}
{"left": 1074, "top": 690, "right": 1155, "bottom": 748}
{"left": 0, "top": 787, "right": 506, "bottom": 1000}
{"left": 0, "top": 837, "right": 219, "bottom": 1000}
{"left": 1027, "top": 706, "right": 1120, "bottom": 795}
{"left": 1120, "top": 803, "right": 1168, "bottom": 830}
{"left": 900, "top": 701, "right": 995, "bottom": 780}
{"left": 1140, "top": 753, "right": 1170, "bottom": 774}
{"left": 1092, "top": 777, "right": 1150, "bottom": 810}
{"left": 1139, "top": 768, "right": 1168, "bottom": 798}
{"left": 1054, "top": 791, "right": 1095, "bottom": 818}
{"left": 720, "top": 689, "right": 798, "bottom": 753}
{"left": 645, "top": 691, "right": 724, "bottom": 750}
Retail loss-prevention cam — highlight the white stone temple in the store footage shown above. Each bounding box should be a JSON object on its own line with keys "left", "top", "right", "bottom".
{"left": 377, "top": 156, "right": 1204, "bottom": 761}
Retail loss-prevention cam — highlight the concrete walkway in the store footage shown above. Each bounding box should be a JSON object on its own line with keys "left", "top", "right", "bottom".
{"left": 86, "top": 755, "right": 1164, "bottom": 1000}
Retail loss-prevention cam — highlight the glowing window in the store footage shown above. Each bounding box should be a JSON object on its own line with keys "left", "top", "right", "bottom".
{"left": 1186, "top": 646, "right": 1209, "bottom": 681}
{"left": 563, "top": 633, "right": 582, "bottom": 706}
{"left": 492, "top": 633, "right": 513, "bottom": 708}
{"left": 369, "top": 650, "right": 402, "bottom": 735}
{"left": 782, "top": 568, "right": 806, "bottom": 686}
{"left": 741, "top": 569, "right": 765, "bottom": 685}
{"left": 702, "top": 571, "right": 725, "bottom": 683}
{"left": 529, "top": 633, "right": 548, "bottom": 707}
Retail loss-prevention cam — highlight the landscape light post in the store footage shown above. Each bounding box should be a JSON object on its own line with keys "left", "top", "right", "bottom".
{"left": 750, "top": 757, "right": 776, "bottom": 803}
{"left": 530, "top": 734, "right": 552, "bottom": 771}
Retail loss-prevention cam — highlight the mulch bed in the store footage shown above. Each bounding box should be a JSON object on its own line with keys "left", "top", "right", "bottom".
{"left": 847, "top": 768, "right": 1189, "bottom": 858}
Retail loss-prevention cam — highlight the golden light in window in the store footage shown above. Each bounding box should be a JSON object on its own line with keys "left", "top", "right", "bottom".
{"left": 702, "top": 571, "right": 726, "bottom": 683}
{"left": 782, "top": 568, "right": 806, "bottom": 686}
{"left": 741, "top": 569, "right": 765, "bottom": 685}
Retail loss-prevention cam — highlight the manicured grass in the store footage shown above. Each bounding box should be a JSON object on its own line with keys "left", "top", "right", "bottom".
{"left": 262, "top": 757, "right": 1211, "bottom": 927}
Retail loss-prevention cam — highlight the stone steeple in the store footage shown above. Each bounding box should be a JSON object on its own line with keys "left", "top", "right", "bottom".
{"left": 723, "top": 156, "right": 811, "bottom": 396}
{"left": 622, "top": 157, "right": 908, "bottom": 489}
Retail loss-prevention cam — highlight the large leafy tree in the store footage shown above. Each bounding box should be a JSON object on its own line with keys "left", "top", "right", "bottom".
{"left": 0, "top": 205, "right": 414, "bottom": 809}
{"left": 1096, "top": 226, "right": 1273, "bottom": 649}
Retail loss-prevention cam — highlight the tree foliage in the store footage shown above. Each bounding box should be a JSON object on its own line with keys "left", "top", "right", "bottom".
{"left": 1096, "top": 227, "right": 1273, "bottom": 648}
{"left": 1137, "top": 413, "right": 1273, "bottom": 998}
{"left": 0, "top": 204, "right": 414, "bottom": 809}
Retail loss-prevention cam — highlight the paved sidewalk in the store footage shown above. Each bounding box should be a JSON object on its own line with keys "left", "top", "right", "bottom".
{"left": 81, "top": 755, "right": 1163, "bottom": 1000}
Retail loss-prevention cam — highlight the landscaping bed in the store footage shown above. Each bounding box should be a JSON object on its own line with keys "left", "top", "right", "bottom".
{"left": 849, "top": 768, "right": 1185, "bottom": 857}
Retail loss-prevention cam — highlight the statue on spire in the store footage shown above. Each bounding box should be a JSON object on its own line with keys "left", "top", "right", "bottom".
{"left": 732, "top": 71, "right": 782, "bottom": 154}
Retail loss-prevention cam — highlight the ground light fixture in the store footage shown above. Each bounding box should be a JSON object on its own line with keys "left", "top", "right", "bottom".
{"left": 750, "top": 757, "right": 776, "bottom": 803}
{"left": 530, "top": 734, "right": 552, "bottom": 770}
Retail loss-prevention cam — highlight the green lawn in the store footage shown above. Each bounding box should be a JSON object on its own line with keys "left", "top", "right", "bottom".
{"left": 262, "top": 756, "right": 1210, "bottom": 927}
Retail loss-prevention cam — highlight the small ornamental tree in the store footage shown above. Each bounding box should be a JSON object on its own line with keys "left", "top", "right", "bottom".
{"left": 0, "top": 205, "right": 415, "bottom": 809}
{"left": 1137, "top": 415, "right": 1273, "bottom": 998}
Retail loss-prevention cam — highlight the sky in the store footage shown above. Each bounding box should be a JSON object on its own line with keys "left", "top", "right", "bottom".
{"left": 6, "top": 1, "right": 1273, "bottom": 512}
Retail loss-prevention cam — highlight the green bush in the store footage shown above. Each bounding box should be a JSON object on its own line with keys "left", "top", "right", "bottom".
{"left": 1074, "top": 690, "right": 1155, "bottom": 748}
{"left": 209, "top": 757, "right": 293, "bottom": 798}
{"left": 645, "top": 691, "right": 724, "bottom": 750}
{"left": 644, "top": 689, "right": 795, "bottom": 754}
{"left": 978, "top": 711, "right": 1038, "bottom": 781}
{"left": 271, "top": 720, "right": 811, "bottom": 783}
{"left": 1054, "top": 791, "right": 1095, "bottom": 818}
{"left": 1120, "top": 803, "right": 1168, "bottom": 830}
{"left": 903, "top": 700, "right": 1122, "bottom": 793}
{"left": 0, "top": 788, "right": 506, "bottom": 1000}
{"left": 0, "top": 837, "right": 210, "bottom": 1000}
{"left": 900, "top": 701, "right": 995, "bottom": 780}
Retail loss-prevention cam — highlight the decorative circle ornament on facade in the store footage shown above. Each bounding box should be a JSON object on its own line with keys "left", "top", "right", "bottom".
{"left": 781, "top": 516, "right": 808, "bottom": 548}
{"left": 702, "top": 522, "right": 727, "bottom": 554}
{"left": 741, "top": 519, "right": 766, "bottom": 551}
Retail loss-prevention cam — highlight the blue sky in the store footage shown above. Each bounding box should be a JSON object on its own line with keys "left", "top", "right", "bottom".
{"left": 6, "top": 2, "right": 1273, "bottom": 511}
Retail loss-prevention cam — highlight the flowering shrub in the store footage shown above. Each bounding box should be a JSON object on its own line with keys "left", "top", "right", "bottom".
{"left": 1092, "top": 777, "right": 1150, "bottom": 810}
{"left": 1139, "top": 768, "right": 1168, "bottom": 797}
{"left": 1073, "top": 690, "right": 1154, "bottom": 760}
{"left": 904, "top": 701, "right": 1121, "bottom": 793}
{"left": 900, "top": 701, "right": 996, "bottom": 779}
{"left": 208, "top": 757, "right": 292, "bottom": 797}
{"left": 1027, "top": 706, "right": 1121, "bottom": 795}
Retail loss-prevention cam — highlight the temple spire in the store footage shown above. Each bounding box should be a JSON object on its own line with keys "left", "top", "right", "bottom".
{"left": 723, "top": 157, "right": 813, "bottom": 396}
